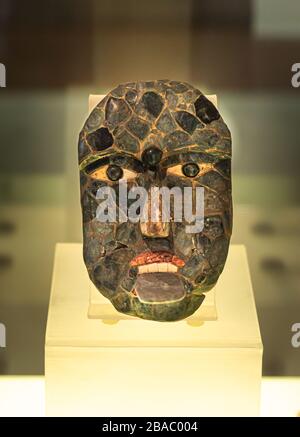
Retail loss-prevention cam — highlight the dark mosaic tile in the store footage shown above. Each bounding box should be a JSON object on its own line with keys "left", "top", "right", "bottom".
{"left": 105, "top": 97, "right": 131, "bottom": 128}
{"left": 160, "top": 154, "right": 180, "bottom": 168}
{"left": 173, "top": 223, "right": 194, "bottom": 258}
{"left": 120, "top": 274, "right": 136, "bottom": 293}
{"left": 90, "top": 221, "right": 115, "bottom": 245}
{"left": 125, "top": 89, "right": 138, "bottom": 106}
{"left": 110, "top": 84, "right": 127, "bottom": 98}
{"left": 192, "top": 128, "right": 219, "bottom": 149}
{"left": 203, "top": 215, "right": 224, "bottom": 240}
{"left": 222, "top": 210, "right": 232, "bottom": 235}
{"left": 186, "top": 103, "right": 196, "bottom": 115}
{"left": 78, "top": 137, "right": 90, "bottom": 161}
{"left": 111, "top": 293, "right": 132, "bottom": 313}
{"left": 166, "top": 89, "right": 178, "bottom": 109}
{"left": 204, "top": 190, "right": 225, "bottom": 212}
{"left": 141, "top": 91, "right": 164, "bottom": 117}
{"left": 84, "top": 109, "right": 103, "bottom": 132}
{"left": 80, "top": 172, "right": 87, "bottom": 187}
{"left": 156, "top": 110, "right": 176, "bottom": 133}
{"left": 144, "top": 81, "right": 156, "bottom": 89}
{"left": 210, "top": 119, "right": 231, "bottom": 138}
{"left": 83, "top": 238, "right": 102, "bottom": 265}
{"left": 127, "top": 115, "right": 150, "bottom": 140}
{"left": 195, "top": 95, "right": 220, "bottom": 124}
{"left": 198, "top": 171, "right": 228, "bottom": 193}
{"left": 85, "top": 156, "right": 110, "bottom": 175}
{"left": 163, "top": 130, "right": 192, "bottom": 150}
{"left": 179, "top": 151, "right": 214, "bottom": 164}
{"left": 115, "top": 129, "right": 139, "bottom": 153}
{"left": 183, "top": 89, "right": 200, "bottom": 104}
{"left": 116, "top": 222, "right": 140, "bottom": 245}
{"left": 87, "top": 127, "right": 114, "bottom": 151}
{"left": 143, "top": 134, "right": 164, "bottom": 152}
{"left": 215, "top": 159, "right": 231, "bottom": 177}
{"left": 169, "top": 81, "right": 189, "bottom": 93}
{"left": 156, "top": 80, "right": 168, "bottom": 93}
{"left": 165, "top": 174, "right": 192, "bottom": 189}
{"left": 134, "top": 101, "right": 148, "bottom": 118}
{"left": 87, "top": 178, "right": 106, "bottom": 196}
{"left": 195, "top": 234, "right": 211, "bottom": 255}
{"left": 81, "top": 192, "right": 98, "bottom": 223}
{"left": 208, "top": 237, "right": 229, "bottom": 268}
{"left": 180, "top": 252, "right": 205, "bottom": 278}
{"left": 213, "top": 138, "right": 232, "bottom": 154}
{"left": 175, "top": 111, "right": 201, "bottom": 134}
{"left": 110, "top": 154, "right": 127, "bottom": 167}
{"left": 202, "top": 269, "right": 220, "bottom": 288}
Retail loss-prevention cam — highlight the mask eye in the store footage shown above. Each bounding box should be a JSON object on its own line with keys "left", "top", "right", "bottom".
{"left": 167, "top": 162, "right": 200, "bottom": 178}
{"left": 182, "top": 163, "right": 200, "bottom": 177}
{"left": 106, "top": 165, "right": 123, "bottom": 181}
{"left": 89, "top": 165, "right": 137, "bottom": 181}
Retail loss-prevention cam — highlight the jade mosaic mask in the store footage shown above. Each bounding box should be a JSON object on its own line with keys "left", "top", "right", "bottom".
{"left": 78, "top": 80, "right": 232, "bottom": 321}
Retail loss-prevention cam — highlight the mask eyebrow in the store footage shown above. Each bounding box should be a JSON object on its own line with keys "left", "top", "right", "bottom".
{"left": 84, "top": 153, "right": 144, "bottom": 175}
{"left": 161, "top": 152, "right": 217, "bottom": 168}
{"left": 84, "top": 156, "right": 110, "bottom": 174}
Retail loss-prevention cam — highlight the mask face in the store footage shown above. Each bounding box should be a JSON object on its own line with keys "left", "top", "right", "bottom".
{"left": 78, "top": 80, "right": 232, "bottom": 321}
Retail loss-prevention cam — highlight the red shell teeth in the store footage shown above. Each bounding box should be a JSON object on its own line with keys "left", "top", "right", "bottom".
{"left": 130, "top": 251, "right": 185, "bottom": 267}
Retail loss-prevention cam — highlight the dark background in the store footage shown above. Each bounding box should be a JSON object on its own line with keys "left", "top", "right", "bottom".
{"left": 0, "top": 0, "right": 299, "bottom": 375}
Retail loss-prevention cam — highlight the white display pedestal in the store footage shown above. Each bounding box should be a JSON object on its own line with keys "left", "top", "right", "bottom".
{"left": 45, "top": 243, "right": 263, "bottom": 416}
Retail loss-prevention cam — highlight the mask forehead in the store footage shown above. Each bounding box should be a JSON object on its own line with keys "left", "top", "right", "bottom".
{"left": 78, "top": 80, "right": 231, "bottom": 172}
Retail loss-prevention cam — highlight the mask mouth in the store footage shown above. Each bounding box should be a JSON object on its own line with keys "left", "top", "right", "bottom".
{"left": 131, "top": 251, "right": 186, "bottom": 304}
{"left": 135, "top": 272, "right": 186, "bottom": 304}
{"left": 131, "top": 251, "right": 185, "bottom": 269}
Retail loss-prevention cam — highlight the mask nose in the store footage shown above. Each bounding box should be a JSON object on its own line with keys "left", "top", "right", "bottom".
{"left": 140, "top": 221, "right": 170, "bottom": 238}
{"left": 140, "top": 186, "right": 170, "bottom": 238}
